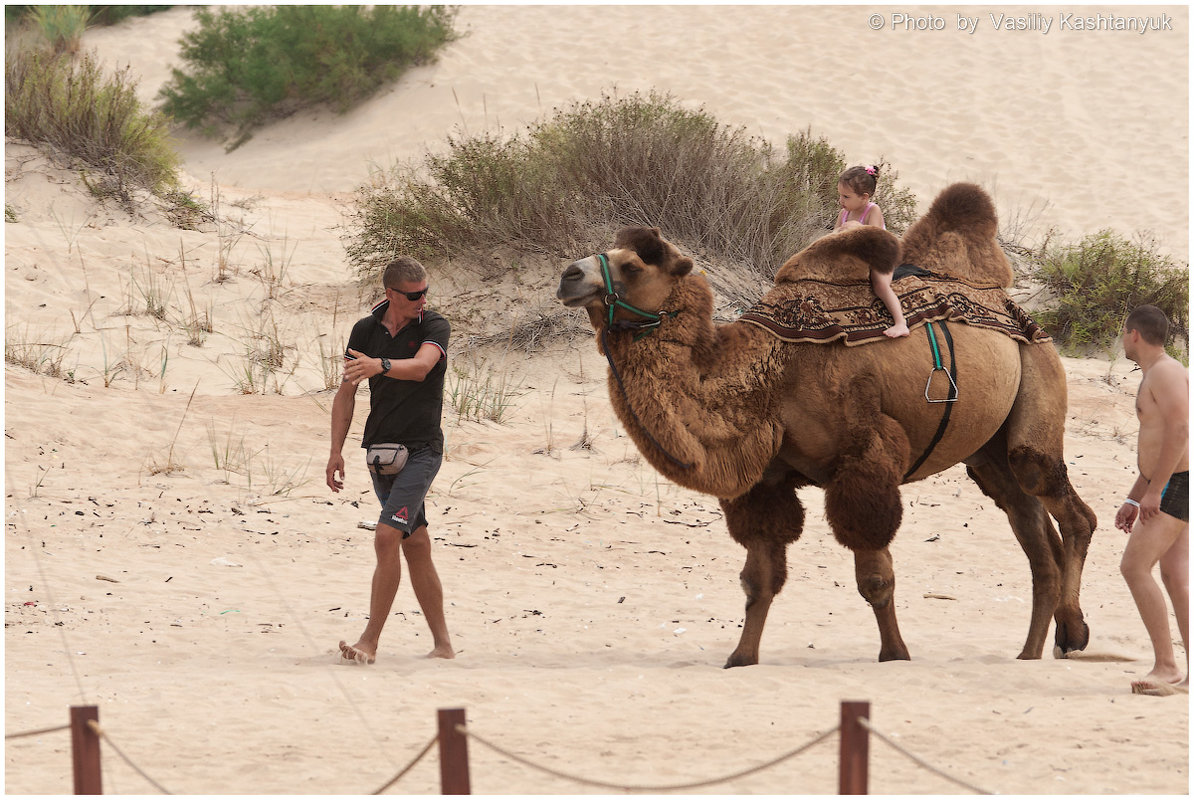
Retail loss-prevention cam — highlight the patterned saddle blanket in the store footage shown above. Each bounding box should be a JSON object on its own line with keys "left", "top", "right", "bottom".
{"left": 739, "top": 266, "right": 1051, "bottom": 346}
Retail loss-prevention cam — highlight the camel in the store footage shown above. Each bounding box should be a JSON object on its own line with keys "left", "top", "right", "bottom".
{"left": 556, "top": 183, "right": 1097, "bottom": 667}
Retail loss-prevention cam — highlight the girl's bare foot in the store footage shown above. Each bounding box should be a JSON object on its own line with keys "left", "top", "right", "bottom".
{"left": 426, "top": 643, "right": 455, "bottom": 659}
{"left": 884, "top": 322, "right": 910, "bottom": 338}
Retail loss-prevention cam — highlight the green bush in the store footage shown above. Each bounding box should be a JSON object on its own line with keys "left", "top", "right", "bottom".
{"left": 27, "top": 5, "right": 92, "bottom": 54}
{"left": 343, "top": 91, "right": 918, "bottom": 277}
{"left": 1032, "top": 231, "right": 1188, "bottom": 356}
{"left": 5, "top": 45, "right": 181, "bottom": 198}
{"left": 158, "top": 5, "right": 458, "bottom": 150}
{"left": 4, "top": 6, "right": 171, "bottom": 28}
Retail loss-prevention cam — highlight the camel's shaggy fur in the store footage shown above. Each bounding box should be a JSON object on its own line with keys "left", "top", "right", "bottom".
{"left": 557, "top": 184, "right": 1097, "bottom": 668}
{"left": 899, "top": 182, "right": 1014, "bottom": 286}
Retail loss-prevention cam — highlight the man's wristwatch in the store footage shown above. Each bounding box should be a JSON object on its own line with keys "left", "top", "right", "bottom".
{"left": 379, "top": 357, "right": 391, "bottom": 375}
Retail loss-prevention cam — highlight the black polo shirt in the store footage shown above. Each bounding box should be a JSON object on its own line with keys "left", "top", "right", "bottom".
{"left": 345, "top": 301, "right": 450, "bottom": 451}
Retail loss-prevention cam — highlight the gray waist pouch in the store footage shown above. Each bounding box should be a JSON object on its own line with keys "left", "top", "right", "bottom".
{"left": 366, "top": 443, "right": 408, "bottom": 475}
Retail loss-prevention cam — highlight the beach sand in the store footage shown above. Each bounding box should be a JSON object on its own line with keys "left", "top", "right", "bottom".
{"left": 5, "top": 5, "right": 1188, "bottom": 794}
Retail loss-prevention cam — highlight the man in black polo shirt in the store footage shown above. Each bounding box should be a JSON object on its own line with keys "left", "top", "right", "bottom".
{"left": 326, "top": 256, "right": 454, "bottom": 664}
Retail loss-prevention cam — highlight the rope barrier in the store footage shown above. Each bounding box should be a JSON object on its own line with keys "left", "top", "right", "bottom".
{"left": 369, "top": 733, "right": 439, "bottom": 795}
{"left": 456, "top": 721, "right": 840, "bottom": 792}
{"left": 8, "top": 705, "right": 1016, "bottom": 795}
{"left": 85, "top": 720, "right": 173, "bottom": 794}
{"left": 857, "top": 718, "right": 993, "bottom": 795}
{"left": 5, "top": 723, "right": 71, "bottom": 740}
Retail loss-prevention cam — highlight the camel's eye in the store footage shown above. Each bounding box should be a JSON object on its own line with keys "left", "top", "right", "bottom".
{"left": 621, "top": 261, "right": 643, "bottom": 277}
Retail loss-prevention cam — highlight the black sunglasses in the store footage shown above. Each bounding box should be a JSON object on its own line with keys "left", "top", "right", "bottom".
{"left": 389, "top": 287, "right": 428, "bottom": 302}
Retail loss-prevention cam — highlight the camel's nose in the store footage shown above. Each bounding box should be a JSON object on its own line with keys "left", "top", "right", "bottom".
{"left": 556, "top": 262, "right": 586, "bottom": 298}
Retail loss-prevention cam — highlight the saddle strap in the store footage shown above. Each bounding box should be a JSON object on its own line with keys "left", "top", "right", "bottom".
{"left": 904, "top": 321, "right": 957, "bottom": 480}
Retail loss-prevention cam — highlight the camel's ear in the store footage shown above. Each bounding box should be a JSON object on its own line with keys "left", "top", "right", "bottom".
{"left": 614, "top": 226, "right": 692, "bottom": 276}
{"left": 776, "top": 227, "right": 900, "bottom": 283}
{"left": 668, "top": 255, "right": 694, "bottom": 277}
{"left": 614, "top": 226, "right": 666, "bottom": 266}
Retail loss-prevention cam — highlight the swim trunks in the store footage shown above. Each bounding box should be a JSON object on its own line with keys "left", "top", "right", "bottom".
{"left": 1160, "top": 471, "right": 1189, "bottom": 522}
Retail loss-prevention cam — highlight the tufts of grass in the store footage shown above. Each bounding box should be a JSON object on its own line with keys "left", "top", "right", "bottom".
{"left": 1030, "top": 230, "right": 1189, "bottom": 357}
{"left": 447, "top": 361, "right": 521, "bottom": 424}
{"left": 27, "top": 5, "right": 93, "bottom": 55}
{"left": 219, "top": 307, "right": 297, "bottom": 395}
{"left": 342, "top": 91, "right": 918, "bottom": 280}
{"left": 4, "top": 327, "right": 73, "bottom": 378}
{"left": 6, "top": 6, "right": 171, "bottom": 30}
{"left": 158, "top": 5, "right": 458, "bottom": 150}
{"left": 207, "top": 418, "right": 258, "bottom": 482}
{"left": 146, "top": 383, "right": 197, "bottom": 475}
{"left": 5, "top": 45, "right": 181, "bottom": 199}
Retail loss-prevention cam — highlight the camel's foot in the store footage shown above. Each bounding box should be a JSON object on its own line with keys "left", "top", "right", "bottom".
{"left": 878, "top": 646, "right": 911, "bottom": 662}
{"left": 1052, "top": 618, "right": 1090, "bottom": 658}
{"left": 723, "top": 650, "right": 759, "bottom": 669}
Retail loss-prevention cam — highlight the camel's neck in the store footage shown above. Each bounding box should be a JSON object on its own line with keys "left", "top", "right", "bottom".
{"left": 602, "top": 275, "right": 785, "bottom": 499}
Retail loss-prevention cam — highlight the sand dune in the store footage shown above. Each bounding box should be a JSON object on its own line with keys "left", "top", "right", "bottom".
{"left": 5, "top": 5, "right": 1188, "bottom": 795}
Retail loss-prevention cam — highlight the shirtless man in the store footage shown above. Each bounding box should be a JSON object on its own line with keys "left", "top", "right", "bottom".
{"left": 1115, "top": 305, "right": 1188, "bottom": 696}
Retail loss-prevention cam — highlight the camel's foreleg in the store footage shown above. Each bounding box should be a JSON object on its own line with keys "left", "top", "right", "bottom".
{"left": 854, "top": 548, "right": 910, "bottom": 661}
{"left": 822, "top": 418, "right": 910, "bottom": 662}
{"left": 720, "top": 471, "right": 804, "bottom": 668}
{"left": 823, "top": 424, "right": 906, "bottom": 551}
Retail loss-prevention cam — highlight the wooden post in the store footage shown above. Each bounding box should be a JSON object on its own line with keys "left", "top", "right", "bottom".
{"left": 838, "top": 700, "right": 870, "bottom": 795}
{"left": 437, "top": 707, "right": 470, "bottom": 795}
{"left": 70, "top": 705, "right": 102, "bottom": 795}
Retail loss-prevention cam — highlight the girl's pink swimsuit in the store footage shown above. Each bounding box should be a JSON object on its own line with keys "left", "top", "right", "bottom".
{"left": 839, "top": 202, "right": 885, "bottom": 229}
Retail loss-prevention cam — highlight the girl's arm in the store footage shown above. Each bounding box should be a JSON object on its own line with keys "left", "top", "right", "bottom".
{"left": 863, "top": 205, "right": 885, "bottom": 229}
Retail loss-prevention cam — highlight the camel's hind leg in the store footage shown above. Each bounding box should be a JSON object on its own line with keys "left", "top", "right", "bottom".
{"left": 967, "top": 345, "right": 1097, "bottom": 658}
{"left": 720, "top": 470, "right": 805, "bottom": 668}
{"left": 966, "top": 442, "right": 1065, "bottom": 659}
{"left": 1007, "top": 343, "right": 1097, "bottom": 656}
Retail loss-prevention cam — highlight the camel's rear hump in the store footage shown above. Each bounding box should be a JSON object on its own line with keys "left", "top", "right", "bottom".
{"left": 898, "top": 183, "right": 1014, "bottom": 287}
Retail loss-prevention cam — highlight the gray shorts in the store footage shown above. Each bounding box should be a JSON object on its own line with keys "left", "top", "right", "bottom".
{"left": 368, "top": 445, "right": 442, "bottom": 536}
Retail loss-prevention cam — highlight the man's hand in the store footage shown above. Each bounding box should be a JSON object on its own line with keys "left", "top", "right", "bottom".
{"left": 327, "top": 453, "right": 346, "bottom": 492}
{"left": 343, "top": 348, "right": 381, "bottom": 386}
{"left": 1139, "top": 486, "right": 1165, "bottom": 523}
{"left": 1115, "top": 501, "right": 1139, "bottom": 533}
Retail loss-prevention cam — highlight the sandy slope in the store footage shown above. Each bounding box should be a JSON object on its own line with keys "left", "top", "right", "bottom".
{"left": 5, "top": 4, "right": 1189, "bottom": 795}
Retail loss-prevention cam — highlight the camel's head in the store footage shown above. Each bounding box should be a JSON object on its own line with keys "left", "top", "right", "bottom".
{"left": 557, "top": 227, "right": 694, "bottom": 331}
